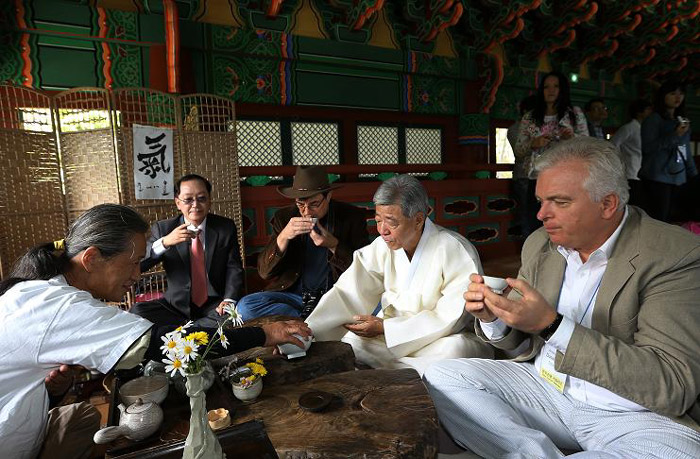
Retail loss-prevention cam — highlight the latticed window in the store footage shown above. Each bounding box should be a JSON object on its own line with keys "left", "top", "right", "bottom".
{"left": 357, "top": 124, "right": 442, "bottom": 178}
{"left": 358, "top": 125, "right": 399, "bottom": 165}
{"left": 291, "top": 122, "right": 339, "bottom": 165}
{"left": 235, "top": 120, "right": 283, "bottom": 167}
{"left": 406, "top": 127, "right": 441, "bottom": 164}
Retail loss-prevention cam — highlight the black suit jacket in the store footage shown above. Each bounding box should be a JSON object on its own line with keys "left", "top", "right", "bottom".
{"left": 140, "top": 213, "right": 244, "bottom": 317}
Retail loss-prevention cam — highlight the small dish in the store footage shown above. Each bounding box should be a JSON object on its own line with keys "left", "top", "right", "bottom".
{"left": 298, "top": 390, "right": 333, "bottom": 413}
{"left": 207, "top": 408, "right": 231, "bottom": 430}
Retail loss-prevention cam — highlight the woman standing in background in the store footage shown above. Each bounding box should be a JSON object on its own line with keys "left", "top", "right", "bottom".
{"left": 514, "top": 71, "right": 589, "bottom": 236}
{"left": 639, "top": 80, "right": 697, "bottom": 222}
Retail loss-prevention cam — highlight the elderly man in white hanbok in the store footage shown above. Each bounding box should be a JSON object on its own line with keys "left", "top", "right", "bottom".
{"left": 305, "top": 175, "right": 494, "bottom": 374}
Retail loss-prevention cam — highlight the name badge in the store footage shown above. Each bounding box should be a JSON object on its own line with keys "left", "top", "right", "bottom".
{"left": 539, "top": 344, "right": 567, "bottom": 393}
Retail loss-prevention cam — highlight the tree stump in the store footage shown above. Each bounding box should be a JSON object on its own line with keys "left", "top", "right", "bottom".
{"left": 212, "top": 341, "right": 356, "bottom": 388}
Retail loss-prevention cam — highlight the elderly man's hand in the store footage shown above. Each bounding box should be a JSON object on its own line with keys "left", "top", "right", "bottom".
{"left": 309, "top": 220, "right": 339, "bottom": 252}
{"left": 280, "top": 217, "right": 314, "bottom": 240}
{"left": 262, "top": 320, "right": 313, "bottom": 348}
{"left": 163, "top": 223, "right": 197, "bottom": 248}
{"left": 343, "top": 315, "right": 383, "bottom": 338}
{"left": 464, "top": 273, "right": 499, "bottom": 323}
{"left": 276, "top": 217, "right": 314, "bottom": 253}
{"left": 481, "top": 278, "right": 557, "bottom": 334}
{"left": 216, "top": 300, "right": 235, "bottom": 316}
{"left": 45, "top": 364, "right": 83, "bottom": 397}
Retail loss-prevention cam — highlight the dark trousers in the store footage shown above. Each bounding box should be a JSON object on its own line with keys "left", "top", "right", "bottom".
{"left": 514, "top": 179, "right": 542, "bottom": 238}
{"left": 628, "top": 180, "right": 643, "bottom": 207}
{"left": 130, "top": 297, "right": 224, "bottom": 328}
{"left": 642, "top": 180, "right": 676, "bottom": 222}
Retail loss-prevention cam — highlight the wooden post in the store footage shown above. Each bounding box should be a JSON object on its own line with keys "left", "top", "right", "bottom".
{"left": 163, "top": 0, "right": 180, "bottom": 94}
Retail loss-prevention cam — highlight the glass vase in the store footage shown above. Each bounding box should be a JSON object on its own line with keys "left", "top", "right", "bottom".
{"left": 183, "top": 371, "right": 225, "bottom": 459}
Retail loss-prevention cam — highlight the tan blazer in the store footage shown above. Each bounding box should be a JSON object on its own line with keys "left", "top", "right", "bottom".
{"left": 477, "top": 206, "right": 700, "bottom": 430}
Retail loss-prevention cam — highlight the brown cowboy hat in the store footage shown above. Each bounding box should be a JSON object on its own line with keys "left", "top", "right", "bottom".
{"left": 277, "top": 165, "right": 341, "bottom": 199}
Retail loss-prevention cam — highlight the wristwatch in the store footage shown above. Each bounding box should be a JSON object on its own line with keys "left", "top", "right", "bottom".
{"left": 539, "top": 313, "right": 563, "bottom": 341}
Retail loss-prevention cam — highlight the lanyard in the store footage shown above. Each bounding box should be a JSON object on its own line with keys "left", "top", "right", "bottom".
{"left": 578, "top": 278, "right": 603, "bottom": 325}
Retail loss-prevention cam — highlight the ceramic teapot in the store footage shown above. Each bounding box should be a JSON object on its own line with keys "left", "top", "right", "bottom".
{"left": 93, "top": 398, "right": 163, "bottom": 444}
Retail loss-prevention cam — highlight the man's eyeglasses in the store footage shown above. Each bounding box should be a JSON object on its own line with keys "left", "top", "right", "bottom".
{"left": 177, "top": 196, "right": 208, "bottom": 206}
{"left": 295, "top": 195, "right": 326, "bottom": 211}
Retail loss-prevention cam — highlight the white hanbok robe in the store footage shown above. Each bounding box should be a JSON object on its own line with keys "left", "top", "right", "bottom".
{"left": 305, "top": 219, "right": 494, "bottom": 374}
{"left": 0, "top": 276, "right": 152, "bottom": 459}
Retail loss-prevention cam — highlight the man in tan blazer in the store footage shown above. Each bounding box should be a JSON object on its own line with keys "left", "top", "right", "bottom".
{"left": 424, "top": 137, "right": 700, "bottom": 458}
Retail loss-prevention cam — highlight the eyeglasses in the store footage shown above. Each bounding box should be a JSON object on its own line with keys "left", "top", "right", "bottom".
{"left": 295, "top": 195, "right": 326, "bottom": 211}
{"left": 177, "top": 196, "right": 208, "bottom": 206}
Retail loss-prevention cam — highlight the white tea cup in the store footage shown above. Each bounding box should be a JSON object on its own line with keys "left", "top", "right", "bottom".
{"left": 277, "top": 334, "right": 313, "bottom": 359}
{"left": 482, "top": 276, "right": 508, "bottom": 295}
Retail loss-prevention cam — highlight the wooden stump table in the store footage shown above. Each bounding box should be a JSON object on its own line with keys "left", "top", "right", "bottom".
{"left": 104, "top": 340, "right": 437, "bottom": 458}
{"left": 212, "top": 340, "right": 356, "bottom": 387}
{"left": 232, "top": 368, "right": 438, "bottom": 458}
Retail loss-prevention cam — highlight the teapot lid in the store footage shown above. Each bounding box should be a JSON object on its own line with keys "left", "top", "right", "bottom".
{"left": 125, "top": 398, "right": 157, "bottom": 414}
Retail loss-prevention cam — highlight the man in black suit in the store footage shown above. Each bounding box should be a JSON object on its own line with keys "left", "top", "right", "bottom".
{"left": 131, "top": 174, "right": 243, "bottom": 327}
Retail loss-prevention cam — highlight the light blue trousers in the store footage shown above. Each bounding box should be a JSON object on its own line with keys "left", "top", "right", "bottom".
{"left": 424, "top": 358, "right": 700, "bottom": 459}
{"left": 236, "top": 291, "right": 303, "bottom": 321}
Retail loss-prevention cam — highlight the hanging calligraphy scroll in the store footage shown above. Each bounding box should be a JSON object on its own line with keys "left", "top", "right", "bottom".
{"left": 133, "top": 124, "right": 174, "bottom": 199}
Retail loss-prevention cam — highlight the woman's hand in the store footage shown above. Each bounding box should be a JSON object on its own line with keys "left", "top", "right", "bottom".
{"left": 559, "top": 127, "right": 574, "bottom": 140}
{"left": 531, "top": 135, "right": 551, "bottom": 149}
{"left": 676, "top": 123, "right": 690, "bottom": 137}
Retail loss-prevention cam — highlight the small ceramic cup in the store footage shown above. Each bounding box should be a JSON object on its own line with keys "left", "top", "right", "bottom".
{"left": 277, "top": 334, "right": 313, "bottom": 359}
{"left": 482, "top": 275, "right": 509, "bottom": 295}
{"left": 207, "top": 408, "right": 231, "bottom": 430}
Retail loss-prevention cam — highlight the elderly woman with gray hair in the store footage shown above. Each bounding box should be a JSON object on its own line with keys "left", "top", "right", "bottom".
{"left": 305, "top": 175, "right": 493, "bottom": 374}
{"left": 0, "top": 204, "right": 311, "bottom": 459}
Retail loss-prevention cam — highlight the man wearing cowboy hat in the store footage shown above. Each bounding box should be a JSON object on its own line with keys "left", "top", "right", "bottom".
{"left": 235, "top": 165, "right": 369, "bottom": 320}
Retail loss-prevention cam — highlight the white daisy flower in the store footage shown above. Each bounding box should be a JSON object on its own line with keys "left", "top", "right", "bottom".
{"left": 160, "top": 334, "right": 181, "bottom": 357}
{"left": 162, "top": 356, "right": 186, "bottom": 377}
{"left": 177, "top": 339, "right": 199, "bottom": 362}
{"left": 174, "top": 320, "right": 194, "bottom": 333}
{"left": 219, "top": 332, "right": 229, "bottom": 349}
{"left": 224, "top": 303, "right": 244, "bottom": 327}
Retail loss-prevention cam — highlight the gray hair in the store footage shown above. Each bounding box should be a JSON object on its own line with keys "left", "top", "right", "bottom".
{"left": 533, "top": 137, "right": 629, "bottom": 206}
{"left": 63, "top": 203, "right": 149, "bottom": 259}
{"left": 373, "top": 174, "right": 429, "bottom": 218}
{"left": 2, "top": 204, "right": 148, "bottom": 294}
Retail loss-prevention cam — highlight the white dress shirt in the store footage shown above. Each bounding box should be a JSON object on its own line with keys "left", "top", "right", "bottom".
{"left": 481, "top": 207, "right": 646, "bottom": 411}
{"left": 611, "top": 119, "right": 642, "bottom": 180}
{"left": 151, "top": 218, "right": 235, "bottom": 305}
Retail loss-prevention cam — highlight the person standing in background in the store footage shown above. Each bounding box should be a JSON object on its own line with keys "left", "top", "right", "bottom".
{"left": 508, "top": 95, "right": 537, "bottom": 239}
{"left": 514, "top": 71, "right": 589, "bottom": 236}
{"left": 639, "top": 80, "right": 697, "bottom": 222}
{"left": 611, "top": 99, "right": 653, "bottom": 206}
{"left": 585, "top": 98, "right": 609, "bottom": 140}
